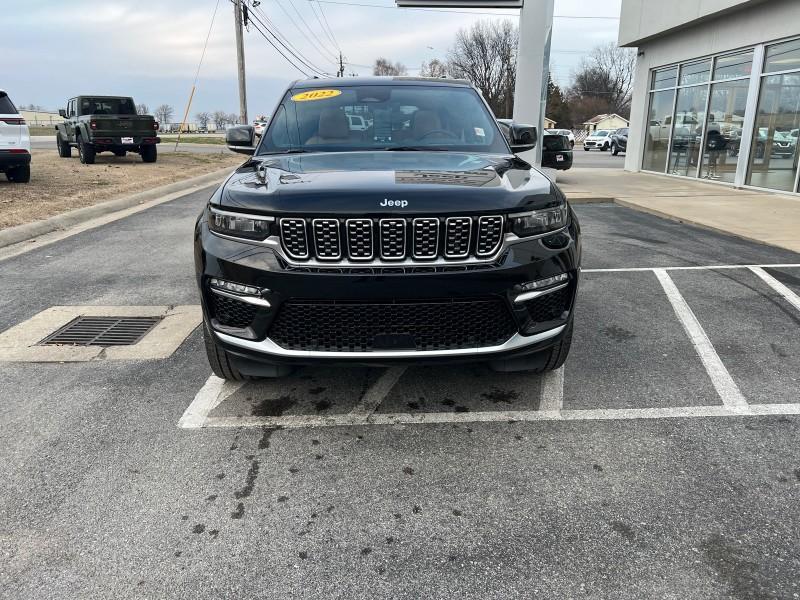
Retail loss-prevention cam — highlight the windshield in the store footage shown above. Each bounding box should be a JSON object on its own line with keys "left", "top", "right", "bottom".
{"left": 79, "top": 97, "right": 136, "bottom": 116}
{"left": 258, "top": 83, "right": 508, "bottom": 155}
{"left": 593, "top": 130, "right": 610, "bottom": 137}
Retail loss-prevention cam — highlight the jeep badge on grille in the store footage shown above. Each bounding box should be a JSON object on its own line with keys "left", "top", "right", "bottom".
{"left": 381, "top": 199, "right": 408, "bottom": 208}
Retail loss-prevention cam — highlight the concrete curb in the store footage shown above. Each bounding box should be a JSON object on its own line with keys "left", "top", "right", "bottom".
{"left": 0, "top": 166, "right": 233, "bottom": 249}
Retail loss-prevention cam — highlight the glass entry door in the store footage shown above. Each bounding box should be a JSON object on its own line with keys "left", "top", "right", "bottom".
{"left": 667, "top": 86, "right": 708, "bottom": 177}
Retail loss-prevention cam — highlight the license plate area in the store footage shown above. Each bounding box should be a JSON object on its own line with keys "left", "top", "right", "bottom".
{"left": 121, "top": 137, "right": 134, "bottom": 144}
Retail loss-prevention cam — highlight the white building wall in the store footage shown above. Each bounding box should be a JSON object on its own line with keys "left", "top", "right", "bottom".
{"left": 621, "top": 0, "right": 800, "bottom": 173}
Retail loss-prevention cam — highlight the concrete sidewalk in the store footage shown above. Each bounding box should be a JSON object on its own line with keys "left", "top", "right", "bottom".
{"left": 558, "top": 168, "right": 800, "bottom": 253}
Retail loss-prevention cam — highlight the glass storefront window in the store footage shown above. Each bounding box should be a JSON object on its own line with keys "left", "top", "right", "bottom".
{"left": 713, "top": 51, "right": 753, "bottom": 81}
{"left": 745, "top": 73, "right": 800, "bottom": 191}
{"left": 764, "top": 38, "right": 800, "bottom": 74}
{"left": 679, "top": 60, "right": 711, "bottom": 86}
{"left": 643, "top": 89, "right": 676, "bottom": 171}
{"left": 667, "top": 86, "right": 709, "bottom": 177}
{"left": 651, "top": 67, "right": 678, "bottom": 90}
{"left": 700, "top": 79, "right": 750, "bottom": 183}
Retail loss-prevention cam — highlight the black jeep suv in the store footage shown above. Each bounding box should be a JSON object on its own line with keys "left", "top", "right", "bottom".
{"left": 195, "top": 77, "right": 581, "bottom": 379}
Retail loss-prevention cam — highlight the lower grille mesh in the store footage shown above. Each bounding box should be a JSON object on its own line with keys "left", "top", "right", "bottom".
{"left": 212, "top": 294, "right": 258, "bottom": 328}
{"left": 522, "top": 286, "right": 571, "bottom": 323}
{"left": 269, "top": 298, "right": 517, "bottom": 352}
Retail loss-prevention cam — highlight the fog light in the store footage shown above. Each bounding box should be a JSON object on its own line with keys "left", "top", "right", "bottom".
{"left": 520, "top": 273, "right": 568, "bottom": 292}
{"left": 209, "top": 278, "right": 261, "bottom": 296}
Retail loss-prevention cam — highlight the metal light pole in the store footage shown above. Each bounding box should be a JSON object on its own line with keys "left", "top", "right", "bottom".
{"left": 512, "top": 0, "right": 554, "bottom": 165}
{"left": 233, "top": 0, "right": 248, "bottom": 124}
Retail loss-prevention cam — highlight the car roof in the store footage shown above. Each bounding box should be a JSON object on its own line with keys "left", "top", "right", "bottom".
{"left": 290, "top": 76, "right": 473, "bottom": 89}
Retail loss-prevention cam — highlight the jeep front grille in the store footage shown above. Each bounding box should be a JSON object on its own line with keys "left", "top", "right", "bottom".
{"left": 278, "top": 215, "right": 504, "bottom": 263}
{"left": 269, "top": 297, "right": 517, "bottom": 352}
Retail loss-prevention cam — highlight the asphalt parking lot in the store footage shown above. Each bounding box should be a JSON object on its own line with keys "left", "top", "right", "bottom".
{"left": 2, "top": 188, "right": 799, "bottom": 599}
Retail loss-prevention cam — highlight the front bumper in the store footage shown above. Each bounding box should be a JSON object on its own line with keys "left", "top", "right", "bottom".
{"left": 195, "top": 211, "right": 581, "bottom": 366}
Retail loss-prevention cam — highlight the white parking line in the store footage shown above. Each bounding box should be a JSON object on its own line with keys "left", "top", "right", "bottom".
{"left": 749, "top": 266, "right": 800, "bottom": 313}
{"left": 654, "top": 269, "right": 750, "bottom": 412}
{"left": 348, "top": 366, "right": 407, "bottom": 420}
{"left": 196, "top": 403, "right": 800, "bottom": 429}
{"left": 584, "top": 263, "right": 800, "bottom": 273}
{"left": 538, "top": 366, "right": 564, "bottom": 414}
{"left": 178, "top": 375, "right": 244, "bottom": 428}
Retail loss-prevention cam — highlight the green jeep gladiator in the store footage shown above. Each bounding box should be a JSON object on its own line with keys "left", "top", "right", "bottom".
{"left": 56, "top": 96, "right": 160, "bottom": 164}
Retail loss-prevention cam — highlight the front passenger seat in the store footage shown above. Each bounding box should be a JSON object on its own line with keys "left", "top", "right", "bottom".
{"left": 306, "top": 109, "right": 351, "bottom": 145}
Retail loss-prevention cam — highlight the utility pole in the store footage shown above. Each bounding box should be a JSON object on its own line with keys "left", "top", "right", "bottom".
{"left": 338, "top": 52, "right": 345, "bottom": 78}
{"left": 233, "top": 0, "right": 248, "bottom": 124}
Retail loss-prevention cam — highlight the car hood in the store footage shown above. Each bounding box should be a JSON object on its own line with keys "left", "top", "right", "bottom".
{"left": 216, "top": 151, "right": 559, "bottom": 216}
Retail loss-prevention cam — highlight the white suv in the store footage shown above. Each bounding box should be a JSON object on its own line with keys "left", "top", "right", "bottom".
{"left": 0, "top": 89, "right": 31, "bottom": 183}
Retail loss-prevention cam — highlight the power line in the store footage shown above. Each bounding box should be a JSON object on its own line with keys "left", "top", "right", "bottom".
{"left": 248, "top": 1, "right": 332, "bottom": 75}
{"left": 309, "top": 0, "right": 341, "bottom": 53}
{"left": 242, "top": 7, "right": 312, "bottom": 76}
{"left": 272, "top": 0, "right": 339, "bottom": 65}
{"left": 284, "top": 0, "right": 340, "bottom": 61}
{"left": 314, "top": 1, "right": 341, "bottom": 52}
{"left": 248, "top": 10, "right": 331, "bottom": 76}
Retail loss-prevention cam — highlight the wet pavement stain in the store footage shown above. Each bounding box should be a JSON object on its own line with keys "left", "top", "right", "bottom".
{"left": 311, "top": 439, "right": 320, "bottom": 446}
{"left": 701, "top": 533, "right": 767, "bottom": 599}
{"left": 452, "top": 509, "right": 463, "bottom": 517}
{"left": 252, "top": 395, "right": 295, "bottom": 417}
{"left": 361, "top": 547, "right": 372, "bottom": 556}
{"left": 208, "top": 529, "right": 219, "bottom": 539}
{"left": 258, "top": 426, "right": 280, "bottom": 450}
{"left": 299, "top": 551, "right": 308, "bottom": 560}
{"left": 795, "top": 468, "right": 800, "bottom": 481}
{"left": 481, "top": 389, "right": 520, "bottom": 404}
{"left": 412, "top": 505, "right": 421, "bottom": 514}
{"left": 289, "top": 467, "right": 300, "bottom": 474}
{"left": 234, "top": 460, "right": 260, "bottom": 499}
{"left": 407, "top": 401, "right": 420, "bottom": 410}
{"left": 231, "top": 502, "right": 245, "bottom": 519}
{"left": 277, "top": 495, "right": 289, "bottom": 503}
{"left": 602, "top": 325, "right": 637, "bottom": 342}
{"left": 403, "top": 467, "right": 414, "bottom": 475}
{"left": 610, "top": 521, "right": 635, "bottom": 540}
{"left": 593, "top": 464, "right": 604, "bottom": 472}
{"left": 215, "top": 472, "right": 225, "bottom": 480}
{"left": 206, "top": 494, "right": 217, "bottom": 502}
{"left": 314, "top": 399, "right": 332, "bottom": 412}
{"left": 192, "top": 524, "right": 206, "bottom": 534}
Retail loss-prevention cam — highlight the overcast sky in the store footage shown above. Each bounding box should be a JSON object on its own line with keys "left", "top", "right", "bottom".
{"left": 2, "top": 0, "right": 621, "bottom": 120}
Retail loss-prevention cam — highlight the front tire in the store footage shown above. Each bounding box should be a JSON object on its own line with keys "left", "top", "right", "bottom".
{"left": 489, "top": 320, "right": 573, "bottom": 374}
{"left": 6, "top": 164, "right": 31, "bottom": 183}
{"left": 203, "top": 322, "right": 292, "bottom": 380}
{"left": 57, "top": 133, "right": 72, "bottom": 158}
{"left": 141, "top": 145, "right": 157, "bottom": 163}
{"left": 78, "top": 135, "right": 95, "bottom": 164}
{"left": 611, "top": 142, "right": 619, "bottom": 156}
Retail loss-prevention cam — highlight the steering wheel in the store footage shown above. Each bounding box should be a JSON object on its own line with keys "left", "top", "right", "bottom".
{"left": 418, "top": 129, "right": 459, "bottom": 141}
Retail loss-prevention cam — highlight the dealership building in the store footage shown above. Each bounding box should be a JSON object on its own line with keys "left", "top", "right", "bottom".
{"left": 620, "top": 0, "right": 800, "bottom": 195}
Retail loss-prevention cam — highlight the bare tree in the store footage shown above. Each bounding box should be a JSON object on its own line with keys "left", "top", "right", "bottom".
{"left": 567, "top": 43, "right": 636, "bottom": 118}
{"left": 136, "top": 103, "right": 149, "bottom": 115}
{"left": 195, "top": 111, "right": 211, "bottom": 130}
{"left": 373, "top": 57, "right": 408, "bottom": 76}
{"left": 420, "top": 59, "right": 448, "bottom": 78}
{"left": 155, "top": 104, "right": 174, "bottom": 125}
{"left": 212, "top": 110, "right": 229, "bottom": 130}
{"left": 228, "top": 112, "right": 240, "bottom": 126}
{"left": 446, "top": 19, "right": 518, "bottom": 118}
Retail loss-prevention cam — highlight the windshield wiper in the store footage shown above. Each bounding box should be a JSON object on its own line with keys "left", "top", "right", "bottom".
{"left": 380, "top": 146, "right": 449, "bottom": 152}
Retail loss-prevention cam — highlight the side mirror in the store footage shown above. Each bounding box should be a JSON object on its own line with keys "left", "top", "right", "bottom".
{"left": 226, "top": 125, "right": 257, "bottom": 155}
{"left": 59, "top": 109, "right": 67, "bottom": 118}
{"left": 510, "top": 123, "right": 537, "bottom": 153}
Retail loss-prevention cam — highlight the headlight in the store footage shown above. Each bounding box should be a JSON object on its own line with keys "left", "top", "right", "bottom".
{"left": 510, "top": 205, "right": 568, "bottom": 237}
{"left": 207, "top": 206, "right": 274, "bottom": 241}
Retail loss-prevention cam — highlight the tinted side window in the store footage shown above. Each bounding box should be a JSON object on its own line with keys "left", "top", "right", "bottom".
{"left": 0, "top": 92, "right": 18, "bottom": 114}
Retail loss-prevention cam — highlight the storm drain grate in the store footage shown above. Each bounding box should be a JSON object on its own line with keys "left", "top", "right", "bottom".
{"left": 38, "top": 316, "right": 162, "bottom": 347}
